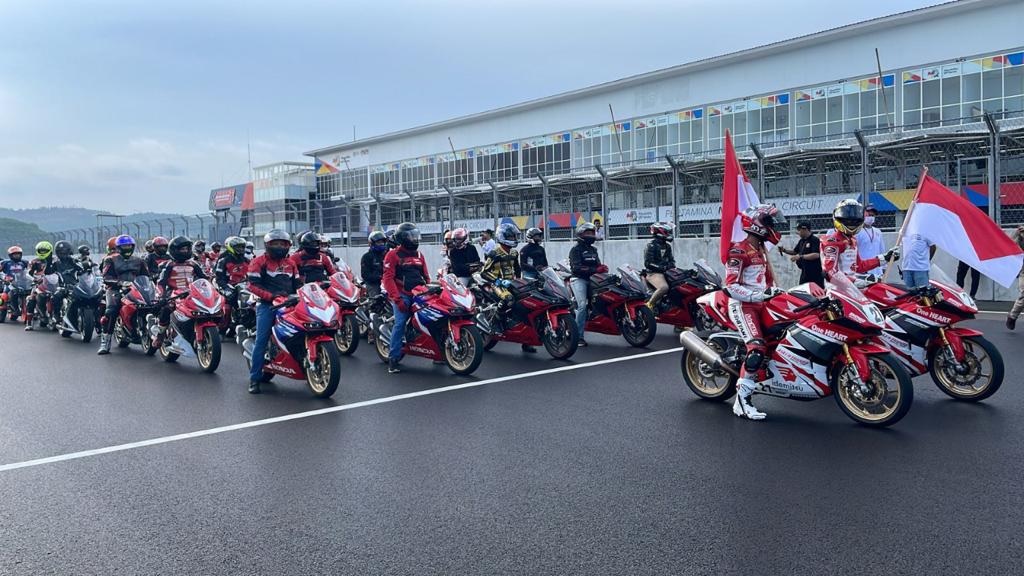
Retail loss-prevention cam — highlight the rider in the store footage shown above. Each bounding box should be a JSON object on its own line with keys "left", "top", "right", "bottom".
{"left": 24, "top": 241, "right": 58, "bottom": 331}
{"left": 51, "top": 241, "right": 85, "bottom": 332}
{"left": 145, "top": 236, "right": 171, "bottom": 278}
{"left": 447, "top": 227, "right": 481, "bottom": 287}
{"left": 244, "top": 241, "right": 255, "bottom": 257}
{"left": 144, "top": 240, "right": 155, "bottom": 256}
{"left": 381, "top": 222, "right": 430, "bottom": 374}
{"left": 724, "top": 204, "right": 786, "bottom": 421}
{"left": 361, "top": 231, "right": 387, "bottom": 298}
{"left": 519, "top": 227, "right": 547, "bottom": 281}
{"left": 320, "top": 235, "right": 339, "bottom": 264}
{"left": 385, "top": 229, "right": 399, "bottom": 250}
{"left": 245, "top": 229, "right": 300, "bottom": 394}
{"left": 209, "top": 242, "right": 223, "bottom": 263}
{"left": 98, "top": 235, "right": 150, "bottom": 354}
{"left": 193, "top": 240, "right": 208, "bottom": 268}
{"left": 77, "top": 245, "right": 94, "bottom": 269}
{"left": 214, "top": 236, "right": 250, "bottom": 291}
{"left": 644, "top": 223, "right": 676, "bottom": 310}
{"left": 569, "top": 222, "right": 606, "bottom": 348}
{"left": 2, "top": 246, "right": 29, "bottom": 321}
{"left": 291, "top": 231, "right": 337, "bottom": 284}
{"left": 152, "top": 236, "right": 207, "bottom": 348}
{"left": 481, "top": 223, "right": 535, "bottom": 353}
{"left": 820, "top": 199, "right": 898, "bottom": 283}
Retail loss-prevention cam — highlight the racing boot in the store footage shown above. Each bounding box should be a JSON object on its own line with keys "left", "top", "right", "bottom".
{"left": 732, "top": 377, "right": 766, "bottom": 421}
{"left": 97, "top": 333, "right": 111, "bottom": 355}
{"left": 151, "top": 325, "right": 168, "bottom": 349}
{"left": 521, "top": 344, "right": 537, "bottom": 353}
{"left": 23, "top": 313, "right": 33, "bottom": 331}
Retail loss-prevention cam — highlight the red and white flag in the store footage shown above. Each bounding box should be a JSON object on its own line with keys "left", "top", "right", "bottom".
{"left": 903, "top": 174, "right": 1023, "bottom": 288}
{"left": 720, "top": 130, "right": 762, "bottom": 263}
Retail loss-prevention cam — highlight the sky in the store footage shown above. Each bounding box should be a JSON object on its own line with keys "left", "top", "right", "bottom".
{"left": 0, "top": 0, "right": 943, "bottom": 215}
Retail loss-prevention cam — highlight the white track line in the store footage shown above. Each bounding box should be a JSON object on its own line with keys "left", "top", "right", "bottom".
{"left": 0, "top": 347, "right": 683, "bottom": 473}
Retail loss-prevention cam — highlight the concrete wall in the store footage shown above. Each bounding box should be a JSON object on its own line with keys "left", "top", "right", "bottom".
{"left": 333, "top": 230, "right": 1020, "bottom": 302}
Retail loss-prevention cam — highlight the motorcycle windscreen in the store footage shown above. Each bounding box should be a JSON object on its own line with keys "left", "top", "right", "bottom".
{"left": 41, "top": 273, "right": 60, "bottom": 291}
{"left": 540, "top": 267, "right": 571, "bottom": 300}
{"left": 299, "top": 283, "right": 331, "bottom": 308}
{"left": 616, "top": 264, "right": 646, "bottom": 293}
{"left": 441, "top": 273, "right": 470, "bottom": 297}
{"left": 78, "top": 273, "right": 102, "bottom": 295}
{"left": 827, "top": 271, "right": 870, "bottom": 304}
{"left": 330, "top": 271, "right": 354, "bottom": 290}
{"left": 134, "top": 276, "right": 157, "bottom": 301}
{"left": 12, "top": 271, "right": 33, "bottom": 291}
{"left": 191, "top": 278, "right": 216, "bottom": 299}
{"left": 929, "top": 262, "right": 977, "bottom": 311}
{"left": 336, "top": 259, "right": 354, "bottom": 280}
{"left": 693, "top": 259, "right": 722, "bottom": 286}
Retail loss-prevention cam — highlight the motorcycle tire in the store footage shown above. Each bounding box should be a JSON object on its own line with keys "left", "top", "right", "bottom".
{"left": 621, "top": 305, "right": 657, "bottom": 348}
{"left": 114, "top": 319, "right": 131, "bottom": 348}
{"left": 80, "top": 309, "right": 95, "bottom": 343}
{"left": 158, "top": 339, "right": 180, "bottom": 363}
{"left": 0, "top": 308, "right": 6, "bottom": 324}
{"left": 483, "top": 334, "right": 499, "bottom": 351}
{"left": 542, "top": 314, "right": 579, "bottom": 360}
{"left": 680, "top": 346, "right": 737, "bottom": 402}
{"left": 334, "top": 315, "right": 359, "bottom": 356}
{"left": 305, "top": 341, "right": 340, "bottom": 398}
{"left": 928, "top": 335, "right": 1003, "bottom": 402}
{"left": 374, "top": 323, "right": 402, "bottom": 364}
{"left": 196, "top": 327, "right": 222, "bottom": 374}
{"left": 445, "top": 324, "right": 484, "bottom": 376}
{"left": 833, "top": 352, "right": 913, "bottom": 427}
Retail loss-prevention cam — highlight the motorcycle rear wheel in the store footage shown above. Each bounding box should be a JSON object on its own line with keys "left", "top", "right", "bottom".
{"left": 542, "top": 314, "right": 579, "bottom": 360}
{"left": 196, "top": 327, "right": 222, "bottom": 374}
{"left": 305, "top": 341, "right": 340, "bottom": 398}
{"left": 928, "top": 335, "right": 1003, "bottom": 402}
{"left": 680, "top": 342, "right": 737, "bottom": 401}
{"left": 445, "top": 325, "right": 484, "bottom": 376}
{"left": 114, "top": 319, "right": 131, "bottom": 348}
{"left": 621, "top": 305, "right": 657, "bottom": 348}
{"left": 833, "top": 353, "right": 913, "bottom": 427}
{"left": 334, "top": 315, "right": 359, "bottom": 356}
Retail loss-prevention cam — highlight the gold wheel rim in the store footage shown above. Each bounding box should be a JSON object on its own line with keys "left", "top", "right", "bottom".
{"left": 837, "top": 359, "right": 902, "bottom": 422}
{"left": 933, "top": 341, "right": 992, "bottom": 398}
{"left": 446, "top": 331, "right": 475, "bottom": 370}
{"left": 684, "top": 346, "right": 731, "bottom": 396}
{"left": 307, "top": 347, "right": 329, "bottom": 393}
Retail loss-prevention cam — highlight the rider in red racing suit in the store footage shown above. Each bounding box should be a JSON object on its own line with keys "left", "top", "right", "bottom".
{"left": 724, "top": 204, "right": 786, "bottom": 421}
{"left": 820, "top": 200, "right": 897, "bottom": 282}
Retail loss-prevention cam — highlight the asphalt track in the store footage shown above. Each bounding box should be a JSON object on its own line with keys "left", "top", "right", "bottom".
{"left": 0, "top": 315, "right": 1021, "bottom": 575}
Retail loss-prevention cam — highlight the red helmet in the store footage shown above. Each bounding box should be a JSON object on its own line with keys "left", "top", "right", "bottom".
{"left": 106, "top": 237, "right": 118, "bottom": 253}
{"left": 650, "top": 222, "right": 674, "bottom": 240}
{"left": 451, "top": 227, "right": 469, "bottom": 248}
{"left": 741, "top": 204, "right": 785, "bottom": 244}
{"left": 7, "top": 245, "right": 22, "bottom": 256}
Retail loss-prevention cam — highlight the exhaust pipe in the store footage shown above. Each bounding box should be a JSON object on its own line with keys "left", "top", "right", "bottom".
{"left": 679, "top": 331, "right": 740, "bottom": 377}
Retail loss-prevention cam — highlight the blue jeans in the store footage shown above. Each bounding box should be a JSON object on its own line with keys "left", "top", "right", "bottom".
{"left": 570, "top": 277, "right": 589, "bottom": 340}
{"left": 903, "top": 270, "right": 930, "bottom": 289}
{"left": 249, "top": 303, "right": 275, "bottom": 382}
{"left": 390, "top": 295, "right": 414, "bottom": 360}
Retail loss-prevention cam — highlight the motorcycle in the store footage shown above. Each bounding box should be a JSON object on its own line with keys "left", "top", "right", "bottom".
{"left": 646, "top": 260, "right": 723, "bottom": 331}
{"left": 218, "top": 281, "right": 248, "bottom": 337}
{"left": 555, "top": 261, "right": 657, "bottom": 348}
{"left": 472, "top": 267, "right": 579, "bottom": 359}
{"left": 242, "top": 283, "right": 342, "bottom": 398}
{"left": 326, "top": 269, "right": 361, "bottom": 355}
{"left": 146, "top": 278, "right": 225, "bottom": 373}
{"left": 113, "top": 276, "right": 163, "bottom": 355}
{"left": 57, "top": 271, "right": 103, "bottom": 343}
{"left": 679, "top": 273, "right": 914, "bottom": 427}
{"left": 372, "top": 274, "right": 484, "bottom": 375}
{"left": 0, "top": 270, "right": 33, "bottom": 324}
{"left": 860, "top": 265, "right": 1003, "bottom": 402}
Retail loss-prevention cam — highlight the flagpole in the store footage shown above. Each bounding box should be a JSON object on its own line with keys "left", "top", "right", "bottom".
{"left": 881, "top": 166, "right": 929, "bottom": 283}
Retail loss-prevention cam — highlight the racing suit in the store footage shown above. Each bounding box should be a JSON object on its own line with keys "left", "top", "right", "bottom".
{"left": 382, "top": 247, "right": 430, "bottom": 362}
{"left": 52, "top": 257, "right": 85, "bottom": 330}
{"left": 100, "top": 255, "right": 150, "bottom": 335}
{"left": 519, "top": 242, "right": 547, "bottom": 281}
{"left": 568, "top": 240, "right": 603, "bottom": 340}
{"left": 155, "top": 259, "right": 206, "bottom": 331}
{"left": 246, "top": 253, "right": 301, "bottom": 382}
{"left": 214, "top": 252, "right": 250, "bottom": 319}
{"left": 290, "top": 250, "right": 336, "bottom": 284}
{"left": 2, "top": 258, "right": 30, "bottom": 320}
{"left": 25, "top": 256, "right": 57, "bottom": 327}
{"left": 644, "top": 238, "right": 675, "bottom": 308}
{"left": 724, "top": 239, "right": 776, "bottom": 382}
{"left": 819, "top": 229, "right": 881, "bottom": 282}
{"left": 480, "top": 244, "right": 521, "bottom": 303}
{"left": 145, "top": 252, "right": 172, "bottom": 279}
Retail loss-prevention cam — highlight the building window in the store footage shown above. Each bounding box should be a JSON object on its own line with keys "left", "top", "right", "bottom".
{"left": 708, "top": 94, "right": 788, "bottom": 150}
{"left": 436, "top": 152, "right": 475, "bottom": 188}
{"left": 370, "top": 165, "right": 399, "bottom": 197}
{"left": 476, "top": 144, "right": 520, "bottom": 182}
{"left": 667, "top": 109, "right": 704, "bottom": 157}
{"left": 905, "top": 52, "right": 1024, "bottom": 127}
{"left": 795, "top": 74, "right": 894, "bottom": 141}
{"left": 400, "top": 159, "right": 435, "bottom": 193}
{"left": 521, "top": 134, "right": 570, "bottom": 177}
{"left": 572, "top": 122, "right": 631, "bottom": 169}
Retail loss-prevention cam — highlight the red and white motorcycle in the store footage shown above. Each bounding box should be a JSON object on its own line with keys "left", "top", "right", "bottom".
{"left": 679, "top": 273, "right": 914, "bottom": 427}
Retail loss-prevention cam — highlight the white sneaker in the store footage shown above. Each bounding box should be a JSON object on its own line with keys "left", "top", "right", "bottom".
{"left": 732, "top": 378, "right": 766, "bottom": 420}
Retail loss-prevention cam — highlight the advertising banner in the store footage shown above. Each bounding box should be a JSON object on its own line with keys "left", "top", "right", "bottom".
{"left": 610, "top": 193, "right": 858, "bottom": 225}
{"left": 208, "top": 183, "right": 252, "bottom": 211}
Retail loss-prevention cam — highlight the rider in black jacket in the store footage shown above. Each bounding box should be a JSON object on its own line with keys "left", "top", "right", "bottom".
{"left": 447, "top": 227, "right": 481, "bottom": 287}
{"left": 643, "top": 222, "right": 676, "bottom": 309}
{"left": 361, "top": 231, "right": 387, "bottom": 297}
{"left": 519, "top": 227, "right": 547, "bottom": 280}
{"left": 568, "top": 222, "right": 604, "bottom": 347}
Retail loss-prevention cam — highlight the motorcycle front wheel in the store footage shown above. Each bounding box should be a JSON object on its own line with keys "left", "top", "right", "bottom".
{"left": 196, "top": 326, "right": 222, "bottom": 373}
{"left": 542, "top": 314, "right": 579, "bottom": 360}
{"left": 80, "top": 308, "right": 95, "bottom": 343}
{"left": 0, "top": 307, "right": 6, "bottom": 323}
{"left": 833, "top": 353, "right": 913, "bottom": 427}
{"left": 334, "top": 315, "right": 359, "bottom": 356}
{"left": 445, "top": 324, "right": 484, "bottom": 376}
{"left": 305, "top": 341, "right": 340, "bottom": 398}
{"left": 621, "top": 305, "right": 657, "bottom": 348}
{"left": 928, "top": 335, "right": 1003, "bottom": 402}
{"left": 114, "top": 319, "right": 131, "bottom": 348}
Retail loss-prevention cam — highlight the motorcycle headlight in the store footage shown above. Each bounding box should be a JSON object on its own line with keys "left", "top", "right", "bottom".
{"left": 303, "top": 321, "right": 324, "bottom": 329}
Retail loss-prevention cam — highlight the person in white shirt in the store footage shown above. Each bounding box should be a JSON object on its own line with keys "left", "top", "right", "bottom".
{"left": 901, "top": 231, "right": 935, "bottom": 289}
{"left": 480, "top": 229, "right": 496, "bottom": 257}
{"left": 855, "top": 204, "right": 886, "bottom": 276}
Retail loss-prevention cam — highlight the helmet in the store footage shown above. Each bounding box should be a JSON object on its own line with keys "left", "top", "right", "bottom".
{"left": 298, "top": 231, "right": 321, "bottom": 255}
{"left": 35, "top": 241, "right": 53, "bottom": 260}
{"left": 114, "top": 235, "right": 136, "bottom": 257}
{"left": 394, "top": 222, "right": 420, "bottom": 251}
{"left": 194, "top": 240, "right": 206, "bottom": 252}
{"left": 576, "top": 222, "right": 597, "bottom": 245}
{"left": 741, "top": 204, "right": 785, "bottom": 244}
{"left": 451, "top": 228, "right": 469, "bottom": 248}
{"left": 368, "top": 230, "right": 388, "bottom": 252}
{"left": 211, "top": 242, "right": 222, "bottom": 252}
{"left": 245, "top": 241, "right": 255, "bottom": 255}
{"left": 320, "top": 235, "right": 331, "bottom": 248}
{"left": 168, "top": 236, "right": 193, "bottom": 263}
{"left": 497, "top": 222, "right": 520, "bottom": 248}
{"left": 443, "top": 230, "right": 453, "bottom": 246}
{"left": 263, "top": 229, "right": 291, "bottom": 260}
{"left": 384, "top": 229, "right": 398, "bottom": 249}
{"left": 224, "top": 236, "right": 246, "bottom": 256}
{"left": 152, "top": 236, "right": 169, "bottom": 255}
{"left": 526, "top": 227, "right": 543, "bottom": 244}
{"left": 650, "top": 222, "right": 674, "bottom": 241}
{"left": 78, "top": 245, "right": 90, "bottom": 256}
{"left": 54, "top": 240, "right": 73, "bottom": 259}
{"left": 107, "top": 237, "right": 118, "bottom": 254}
{"left": 144, "top": 240, "right": 154, "bottom": 253}
{"left": 833, "top": 199, "right": 865, "bottom": 237}
{"left": 7, "top": 246, "right": 22, "bottom": 258}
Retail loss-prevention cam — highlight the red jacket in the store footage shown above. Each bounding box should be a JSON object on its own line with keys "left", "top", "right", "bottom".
{"left": 290, "top": 251, "right": 337, "bottom": 284}
{"left": 246, "top": 254, "right": 300, "bottom": 302}
{"left": 382, "top": 248, "right": 430, "bottom": 300}
{"left": 820, "top": 229, "right": 880, "bottom": 281}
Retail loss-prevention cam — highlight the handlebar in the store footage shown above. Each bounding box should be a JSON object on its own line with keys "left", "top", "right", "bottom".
{"left": 272, "top": 296, "right": 299, "bottom": 310}
{"left": 792, "top": 298, "right": 828, "bottom": 314}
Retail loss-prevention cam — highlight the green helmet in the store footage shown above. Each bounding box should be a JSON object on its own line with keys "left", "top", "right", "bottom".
{"left": 35, "top": 241, "right": 53, "bottom": 260}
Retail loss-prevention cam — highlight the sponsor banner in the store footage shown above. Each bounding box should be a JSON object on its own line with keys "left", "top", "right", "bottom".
{"left": 208, "top": 183, "right": 251, "bottom": 211}
{"left": 610, "top": 193, "right": 857, "bottom": 225}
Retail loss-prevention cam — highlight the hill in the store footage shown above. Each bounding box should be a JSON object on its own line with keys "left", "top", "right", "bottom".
{"left": 0, "top": 207, "right": 182, "bottom": 232}
{"left": 0, "top": 218, "right": 49, "bottom": 252}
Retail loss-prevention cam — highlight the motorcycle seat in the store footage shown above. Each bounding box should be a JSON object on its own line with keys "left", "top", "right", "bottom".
{"left": 883, "top": 281, "right": 909, "bottom": 292}
{"left": 589, "top": 273, "right": 618, "bottom": 290}
{"left": 764, "top": 322, "right": 793, "bottom": 340}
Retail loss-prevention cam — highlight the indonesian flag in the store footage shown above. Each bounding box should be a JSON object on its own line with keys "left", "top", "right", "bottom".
{"left": 720, "top": 130, "right": 762, "bottom": 263}
{"left": 903, "top": 175, "right": 1023, "bottom": 288}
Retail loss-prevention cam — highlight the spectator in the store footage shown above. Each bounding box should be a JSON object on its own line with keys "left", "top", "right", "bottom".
{"left": 855, "top": 204, "right": 886, "bottom": 275}
{"left": 900, "top": 231, "right": 936, "bottom": 289}
{"left": 956, "top": 261, "right": 981, "bottom": 299}
{"left": 1006, "top": 226, "right": 1024, "bottom": 330}
{"left": 778, "top": 221, "right": 823, "bottom": 286}
{"left": 594, "top": 218, "right": 605, "bottom": 240}
{"left": 480, "top": 229, "right": 496, "bottom": 257}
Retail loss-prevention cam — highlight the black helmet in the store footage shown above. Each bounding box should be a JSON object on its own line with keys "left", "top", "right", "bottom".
{"left": 526, "top": 227, "right": 543, "bottom": 243}
{"left": 497, "top": 222, "right": 520, "bottom": 248}
{"left": 194, "top": 239, "right": 207, "bottom": 252}
{"left": 576, "top": 222, "right": 597, "bottom": 245}
{"left": 833, "top": 199, "right": 865, "bottom": 237}
{"left": 394, "top": 222, "right": 420, "bottom": 251}
{"left": 211, "top": 242, "right": 222, "bottom": 252}
{"left": 144, "top": 240, "right": 154, "bottom": 253}
{"left": 54, "top": 240, "right": 73, "bottom": 259}
{"left": 368, "top": 230, "right": 387, "bottom": 252}
{"left": 299, "top": 231, "right": 321, "bottom": 255}
{"left": 384, "top": 229, "right": 398, "bottom": 249}
{"left": 77, "top": 245, "right": 90, "bottom": 257}
{"left": 263, "top": 229, "right": 291, "bottom": 260}
{"left": 168, "top": 236, "right": 193, "bottom": 263}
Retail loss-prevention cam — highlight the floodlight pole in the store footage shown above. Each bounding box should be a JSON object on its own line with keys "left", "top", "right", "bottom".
{"left": 595, "top": 164, "right": 608, "bottom": 261}
{"left": 665, "top": 155, "right": 682, "bottom": 240}
{"left": 854, "top": 129, "right": 870, "bottom": 206}
{"left": 536, "top": 173, "right": 550, "bottom": 243}
{"left": 749, "top": 143, "right": 765, "bottom": 197}
{"left": 487, "top": 180, "right": 499, "bottom": 231}
{"left": 441, "top": 184, "right": 456, "bottom": 231}
{"left": 983, "top": 113, "right": 1001, "bottom": 225}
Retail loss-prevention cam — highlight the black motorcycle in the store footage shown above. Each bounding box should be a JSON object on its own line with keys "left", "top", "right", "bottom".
{"left": 58, "top": 271, "right": 104, "bottom": 343}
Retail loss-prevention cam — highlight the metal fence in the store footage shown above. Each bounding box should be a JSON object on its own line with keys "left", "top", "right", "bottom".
{"left": 42, "top": 113, "right": 1024, "bottom": 250}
